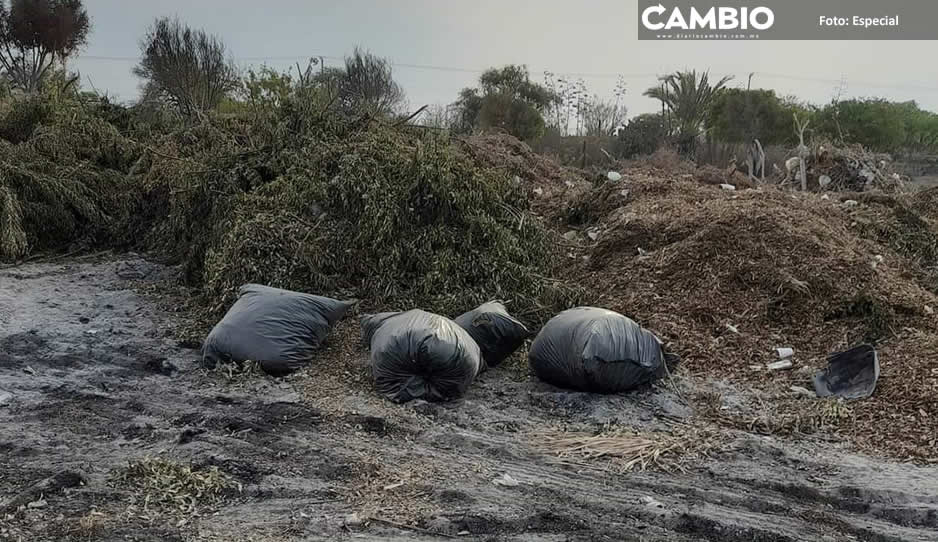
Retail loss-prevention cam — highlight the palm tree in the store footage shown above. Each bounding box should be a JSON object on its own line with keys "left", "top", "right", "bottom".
{"left": 644, "top": 70, "right": 733, "bottom": 154}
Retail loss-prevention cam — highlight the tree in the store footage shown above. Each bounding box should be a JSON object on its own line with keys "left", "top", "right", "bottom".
{"left": 707, "top": 89, "right": 805, "bottom": 145}
{"left": 644, "top": 70, "right": 732, "bottom": 154}
{"left": 581, "top": 95, "right": 626, "bottom": 137}
{"left": 133, "top": 17, "right": 239, "bottom": 117}
{"left": 0, "top": 0, "right": 90, "bottom": 92}
{"left": 616, "top": 113, "right": 666, "bottom": 158}
{"left": 315, "top": 48, "right": 405, "bottom": 117}
{"left": 452, "top": 65, "right": 558, "bottom": 140}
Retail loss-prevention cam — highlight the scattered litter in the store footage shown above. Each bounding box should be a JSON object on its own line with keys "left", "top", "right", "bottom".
{"left": 776, "top": 347, "right": 794, "bottom": 359}
{"left": 26, "top": 498, "right": 47, "bottom": 509}
{"left": 819, "top": 175, "right": 832, "bottom": 188}
{"left": 725, "top": 324, "right": 739, "bottom": 334}
{"left": 564, "top": 180, "right": 575, "bottom": 188}
{"left": 814, "top": 344, "right": 879, "bottom": 400}
{"left": 607, "top": 171, "right": 623, "bottom": 182}
{"left": 23, "top": 366, "right": 36, "bottom": 375}
{"left": 619, "top": 189, "right": 630, "bottom": 197}
{"left": 719, "top": 184, "right": 736, "bottom": 191}
{"left": 587, "top": 230, "right": 600, "bottom": 241}
{"left": 382, "top": 482, "right": 404, "bottom": 491}
{"left": 767, "top": 360, "right": 793, "bottom": 371}
{"left": 532, "top": 187, "right": 544, "bottom": 197}
{"left": 511, "top": 175, "right": 521, "bottom": 188}
{"left": 84, "top": 329, "right": 99, "bottom": 336}
{"left": 642, "top": 496, "right": 665, "bottom": 508}
{"left": 821, "top": 194, "right": 830, "bottom": 200}
{"left": 493, "top": 474, "right": 520, "bottom": 488}
{"left": 843, "top": 200, "right": 859, "bottom": 208}
{"left": 0, "top": 391, "right": 11, "bottom": 407}
{"left": 563, "top": 230, "right": 578, "bottom": 241}
{"left": 926, "top": 305, "right": 934, "bottom": 315}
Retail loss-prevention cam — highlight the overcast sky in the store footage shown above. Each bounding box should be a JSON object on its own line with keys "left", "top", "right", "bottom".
{"left": 73, "top": 0, "right": 938, "bottom": 117}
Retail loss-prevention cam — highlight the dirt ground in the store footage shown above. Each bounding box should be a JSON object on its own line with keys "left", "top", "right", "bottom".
{"left": 2, "top": 256, "right": 938, "bottom": 542}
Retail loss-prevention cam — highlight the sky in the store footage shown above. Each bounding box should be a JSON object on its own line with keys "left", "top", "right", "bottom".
{"left": 72, "top": 0, "right": 938, "bottom": 118}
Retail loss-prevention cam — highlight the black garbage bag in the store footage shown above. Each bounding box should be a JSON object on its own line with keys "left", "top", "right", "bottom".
{"left": 362, "top": 309, "right": 482, "bottom": 403}
{"left": 813, "top": 344, "right": 879, "bottom": 399}
{"left": 529, "top": 307, "right": 664, "bottom": 393}
{"left": 202, "top": 284, "right": 354, "bottom": 376}
{"left": 454, "top": 301, "right": 530, "bottom": 368}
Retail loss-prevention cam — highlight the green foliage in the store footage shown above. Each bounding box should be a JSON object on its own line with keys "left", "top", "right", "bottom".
{"left": 134, "top": 17, "right": 239, "bottom": 116}
{"left": 0, "top": 92, "right": 52, "bottom": 142}
{"left": 453, "top": 65, "right": 558, "bottom": 141}
{"left": 240, "top": 65, "right": 294, "bottom": 112}
{"left": 643, "top": 70, "right": 732, "bottom": 154}
{"left": 187, "top": 117, "right": 576, "bottom": 320}
{"left": 0, "top": 0, "right": 91, "bottom": 92}
{"left": 312, "top": 48, "right": 405, "bottom": 117}
{"left": 811, "top": 99, "right": 938, "bottom": 154}
{"left": 0, "top": 93, "right": 142, "bottom": 260}
{"left": 707, "top": 89, "right": 805, "bottom": 145}
{"left": 616, "top": 113, "right": 666, "bottom": 158}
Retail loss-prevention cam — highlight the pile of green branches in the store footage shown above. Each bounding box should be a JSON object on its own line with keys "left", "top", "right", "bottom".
{"left": 0, "top": 94, "right": 143, "bottom": 260}
{"left": 0, "top": 90, "right": 579, "bottom": 322}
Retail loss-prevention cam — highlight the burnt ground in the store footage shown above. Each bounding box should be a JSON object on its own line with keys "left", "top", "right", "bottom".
{"left": 1, "top": 256, "right": 937, "bottom": 542}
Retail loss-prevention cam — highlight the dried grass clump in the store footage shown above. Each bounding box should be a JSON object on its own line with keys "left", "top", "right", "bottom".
{"left": 533, "top": 426, "right": 717, "bottom": 473}
{"left": 111, "top": 458, "right": 240, "bottom": 514}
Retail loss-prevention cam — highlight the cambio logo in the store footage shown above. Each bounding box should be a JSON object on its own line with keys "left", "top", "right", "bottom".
{"left": 642, "top": 4, "right": 775, "bottom": 31}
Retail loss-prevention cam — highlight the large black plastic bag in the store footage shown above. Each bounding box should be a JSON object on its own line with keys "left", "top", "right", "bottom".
{"left": 202, "top": 284, "right": 354, "bottom": 376}
{"left": 362, "top": 309, "right": 482, "bottom": 403}
{"left": 529, "top": 307, "right": 664, "bottom": 393}
{"left": 454, "top": 301, "right": 530, "bottom": 368}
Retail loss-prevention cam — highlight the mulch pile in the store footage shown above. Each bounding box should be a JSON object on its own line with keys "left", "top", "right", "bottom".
{"left": 550, "top": 158, "right": 938, "bottom": 461}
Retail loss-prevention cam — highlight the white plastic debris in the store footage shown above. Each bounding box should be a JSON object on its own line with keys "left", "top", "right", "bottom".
{"left": 767, "top": 360, "right": 793, "bottom": 371}
{"left": 819, "top": 175, "right": 832, "bottom": 188}
{"left": 725, "top": 323, "right": 739, "bottom": 334}
{"left": 821, "top": 194, "right": 830, "bottom": 200}
{"left": 587, "top": 230, "right": 599, "bottom": 241}
{"left": 925, "top": 305, "right": 934, "bottom": 315}
{"left": 719, "top": 183, "right": 736, "bottom": 191}
{"left": 493, "top": 474, "right": 520, "bottom": 488}
{"left": 533, "top": 187, "right": 544, "bottom": 197}
{"left": 511, "top": 175, "right": 522, "bottom": 188}
{"left": 563, "top": 230, "right": 578, "bottom": 241}
{"left": 843, "top": 200, "right": 859, "bottom": 208}
{"left": 607, "top": 171, "right": 622, "bottom": 182}
{"left": 776, "top": 347, "right": 794, "bottom": 359}
{"left": 641, "top": 496, "right": 665, "bottom": 508}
